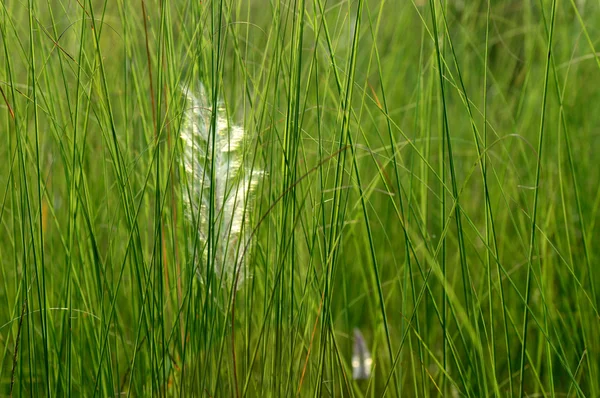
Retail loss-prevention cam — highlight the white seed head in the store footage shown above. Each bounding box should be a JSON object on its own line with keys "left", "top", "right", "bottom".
{"left": 180, "top": 83, "right": 261, "bottom": 287}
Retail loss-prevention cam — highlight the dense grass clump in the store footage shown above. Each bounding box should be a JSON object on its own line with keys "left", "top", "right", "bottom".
{"left": 1, "top": 0, "right": 599, "bottom": 396}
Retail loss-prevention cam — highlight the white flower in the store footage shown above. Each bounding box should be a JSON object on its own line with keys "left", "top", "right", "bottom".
{"left": 180, "top": 83, "right": 261, "bottom": 286}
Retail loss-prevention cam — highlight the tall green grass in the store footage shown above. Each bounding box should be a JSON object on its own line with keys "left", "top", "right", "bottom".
{"left": 1, "top": 0, "right": 599, "bottom": 396}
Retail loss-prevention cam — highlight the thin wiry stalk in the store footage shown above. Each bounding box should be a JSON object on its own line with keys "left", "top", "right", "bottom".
{"left": 520, "top": 1, "right": 557, "bottom": 396}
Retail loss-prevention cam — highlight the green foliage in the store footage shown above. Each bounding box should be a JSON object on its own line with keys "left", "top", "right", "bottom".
{"left": 1, "top": 0, "right": 599, "bottom": 396}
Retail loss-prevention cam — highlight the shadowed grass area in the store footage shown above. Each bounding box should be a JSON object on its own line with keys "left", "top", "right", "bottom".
{"left": 1, "top": 0, "right": 599, "bottom": 396}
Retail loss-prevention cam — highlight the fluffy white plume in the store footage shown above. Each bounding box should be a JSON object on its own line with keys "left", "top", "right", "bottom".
{"left": 180, "top": 84, "right": 261, "bottom": 286}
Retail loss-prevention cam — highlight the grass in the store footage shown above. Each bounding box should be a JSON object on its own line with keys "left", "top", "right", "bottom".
{"left": 1, "top": 0, "right": 600, "bottom": 396}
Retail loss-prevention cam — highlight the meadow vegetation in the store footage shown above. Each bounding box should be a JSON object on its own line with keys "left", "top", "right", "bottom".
{"left": 1, "top": 0, "right": 600, "bottom": 396}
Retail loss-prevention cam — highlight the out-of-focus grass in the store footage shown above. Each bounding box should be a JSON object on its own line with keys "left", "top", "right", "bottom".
{"left": 1, "top": 0, "right": 599, "bottom": 396}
